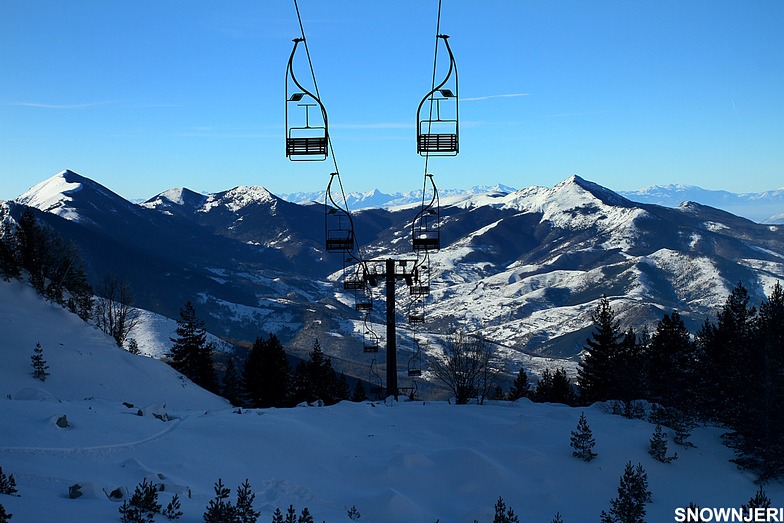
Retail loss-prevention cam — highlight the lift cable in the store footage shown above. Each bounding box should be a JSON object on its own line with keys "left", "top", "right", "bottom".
{"left": 291, "top": 0, "right": 364, "bottom": 263}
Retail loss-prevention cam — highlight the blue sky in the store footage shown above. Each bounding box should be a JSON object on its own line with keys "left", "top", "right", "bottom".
{"left": 1, "top": 1, "right": 783, "bottom": 201}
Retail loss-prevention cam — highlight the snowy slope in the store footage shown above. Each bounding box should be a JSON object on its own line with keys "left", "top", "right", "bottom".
{"left": 0, "top": 278, "right": 778, "bottom": 523}
{"left": 0, "top": 279, "right": 228, "bottom": 410}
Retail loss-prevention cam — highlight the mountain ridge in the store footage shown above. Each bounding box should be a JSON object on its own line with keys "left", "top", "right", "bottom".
{"left": 6, "top": 170, "right": 784, "bottom": 380}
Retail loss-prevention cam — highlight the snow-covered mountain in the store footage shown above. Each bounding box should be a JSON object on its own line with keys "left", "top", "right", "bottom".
{"left": 0, "top": 277, "right": 776, "bottom": 522}
{"left": 619, "top": 183, "right": 784, "bottom": 224}
{"left": 280, "top": 184, "right": 518, "bottom": 210}
{"left": 281, "top": 182, "right": 784, "bottom": 224}
{"left": 7, "top": 170, "right": 784, "bottom": 383}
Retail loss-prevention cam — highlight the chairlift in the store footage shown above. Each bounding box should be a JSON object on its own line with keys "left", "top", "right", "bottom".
{"left": 407, "top": 339, "right": 424, "bottom": 377}
{"left": 408, "top": 297, "right": 425, "bottom": 324}
{"left": 409, "top": 258, "right": 431, "bottom": 296}
{"left": 412, "top": 174, "right": 441, "bottom": 251}
{"left": 325, "top": 173, "right": 355, "bottom": 252}
{"left": 369, "top": 359, "right": 384, "bottom": 399}
{"left": 416, "top": 35, "right": 459, "bottom": 157}
{"left": 286, "top": 38, "right": 328, "bottom": 161}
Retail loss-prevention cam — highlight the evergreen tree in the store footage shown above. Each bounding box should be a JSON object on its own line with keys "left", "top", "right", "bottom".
{"left": 271, "top": 508, "right": 284, "bottom": 523}
{"left": 612, "top": 327, "right": 649, "bottom": 409}
{"left": 533, "top": 368, "right": 575, "bottom": 405}
{"left": 351, "top": 380, "right": 367, "bottom": 402}
{"left": 551, "top": 513, "right": 564, "bottom": 523}
{"left": 119, "top": 479, "right": 161, "bottom": 523}
{"left": 16, "top": 208, "right": 46, "bottom": 292}
{"left": 0, "top": 503, "right": 11, "bottom": 523}
{"left": 742, "top": 282, "right": 784, "bottom": 478}
{"left": 297, "top": 507, "right": 314, "bottom": 523}
{"left": 0, "top": 218, "right": 21, "bottom": 281}
{"left": 570, "top": 412, "right": 597, "bottom": 462}
{"left": 508, "top": 368, "right": 531, "bottom": 400}
{"left": 336, "top": 373, "right": 351, "bottom": 402}
{"left": 162, "top": 494, "right": 183, "bottom": 520}
{"left": 742, "top": 486, "right": 772, "bottom": 510}
{"left": 243, "top": 334, "right": 291, "bottom": 408}
{"left": 697, "top": 282, "right": 756, "bottom": 424}
{"left": 167, "top": 301, "right": 216, "bottom": 391}
{"left": 284, "top": 505, "right": 297, "bottom": 523}
{"left": 31, "top": 341, "right": 49, "bottom": 381}
{"left": 221, "top": 359, "right": 243, "bottom": 407}
{"left": 600, "top": 462, "right": 651, "bottom": 523}
{"left": 578, "top": 296, "right": 624, "bottom": 404}
{"left": 648, "top": 424, "right": 677, "bottom": 463}
{"left": 492, "top": 497, "right": 520, "bottom": 523}
{"left": 203, "top": 478, "right": 237, "bottom": 523}
{"left": 648, "top": 311, "right": 694, "bottom": 408}
{"left": 292, "top": 340, "right": 342, "bottom": 405}
{"left": 126, "top": 338, "right": 141, "bottom": 355}
{"left": 235, "top": 479, "right": 259, "bottom": 523}
{"left": 0, "top": 467, "right": 17, "bottom": 495}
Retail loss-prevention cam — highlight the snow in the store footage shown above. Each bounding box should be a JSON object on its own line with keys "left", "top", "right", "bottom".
{"left": 14, "top": 171, "right": 89, "bottom": 223}
{"left": 200, "top": 186, "right": 276, "bottom": 213}
{"left": 1, "top": 278, "right": 778, "bottom": 523}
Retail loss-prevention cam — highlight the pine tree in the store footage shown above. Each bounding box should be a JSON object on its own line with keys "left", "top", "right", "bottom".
{"left": 508, "top": 368, "right": 531, "bottom": 400}
{"left": 235, "top": 479, "right": 259, "bottom": 523}
{"left": 162, "top": 493, "right": 183, "bottom": 520}
{"left": 336, "top": 373, "right": 351, "bottom": 402}
{"left": 533, "top": 368, "right": 575, "bottom": 405}
{"left": 648, "top": 424, "right": 677, "bottom": 463}
{"left": 291, "top": 340, "right": 342, "bottom": 405}
{"left": 243, "top": 334, "right": 291, "bottom": 408}
{"left": 31, "top": 341, "right": 49, "bottom": 381}
{"left": 551, "top": 513, "right": 564, "bottom": 523}
{"left": 601, "top": 462, "right": 651, "bottom": 523}
{"left": 577, "top": 296, "right": 624, "bottom": 404}
{"left": 742, "top": 281, "right": 784, "bottom": 478}
{"left": 742, "top": 486, "right": 771, "bottom": 510}
{"left": 119, "top": 479, "right": 161, "bottom": 523}
{"left": 0, "top": 467, "right": 17, "bottom": 496}
{"left": 570, "top": 412, "right": 597, "bottom": 462}
{"left": 0, "top": 503, "right": 12, "bottom": 523}
{"left": 351, "top": 380, "right": 367, "bottom": 402}
{"left": 203, "top": 478, "right": 237, "bottom": 523}
{"left": 347, "top": 505, "right": 361, "bottom": 520}
{"left": 697, "top": 282, "right": 756, "bottom": 424}
{"left": 0, "top": 218, "right": 21, "bottom": 281}
{"left": 126, "top": 338, "right": 141, "bottom": 355}
{"left": 167, "top": 301, "right": 216, "bottom": 391}
{"left": 16, "top": 208, "right": 46, "bottom": 292}
{"left": 284, "top": 505, "right": 297, "bottom": 523}
{"left": 492, "top": 497, "right": 520, "bottom": 523}
{"left": 221, "top": 359, "right": 243, "bottom": 407}
{"left": 272, "top": 508, "right": 284, "bottom": 523}
{"left": 297, "top": 507, "right": 314, "bottom": 523}
{"left": 648, "top": 311, "right": 695, "bottom": 408}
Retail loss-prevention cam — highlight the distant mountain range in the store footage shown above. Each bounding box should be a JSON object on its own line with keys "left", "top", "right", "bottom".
{"left": 280, "top": 183, "right": 784, "bottom": 224}
{"left": 4, "top": 170, "right": 784, "bottom": 386}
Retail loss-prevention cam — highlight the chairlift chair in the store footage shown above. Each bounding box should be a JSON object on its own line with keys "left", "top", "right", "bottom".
{"left": 407, "top": 339, "right": 423, "bottom": 377}
{"left": 412, "top": 174, "right": 441, "bottom": 251}
{"left": 416, "top": 35, "right": 459, "bottom": 157}
{"left": 286, "top": 38, "right": 329, "bottom": 161}
{"left": 325, "top": 173, "right": 356, "bottom": 253}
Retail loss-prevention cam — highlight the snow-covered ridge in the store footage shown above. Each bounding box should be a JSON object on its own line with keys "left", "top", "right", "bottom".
{"left": 201, "top": 185, "right": 277, "bottom": 213}
{"left": 15, "top": 170, "right": 89, "bottom": 223}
